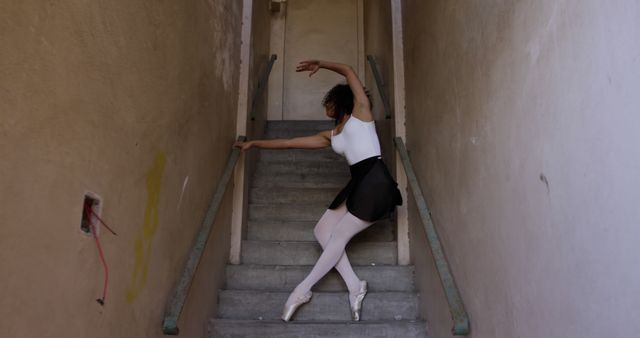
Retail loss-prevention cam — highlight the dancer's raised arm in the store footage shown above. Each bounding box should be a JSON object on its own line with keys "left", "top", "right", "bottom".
{"left": 296, "top": 60, "right": 372, "bottom": 122}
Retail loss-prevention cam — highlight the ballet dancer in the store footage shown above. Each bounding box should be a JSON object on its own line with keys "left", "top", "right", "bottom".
{"left": 234, "top": 59, "right": 402, "bottom": 321}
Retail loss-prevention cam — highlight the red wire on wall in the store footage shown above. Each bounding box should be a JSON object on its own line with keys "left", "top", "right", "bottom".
{"left": 84, "top": 204, "right": 117, "bottom": 306}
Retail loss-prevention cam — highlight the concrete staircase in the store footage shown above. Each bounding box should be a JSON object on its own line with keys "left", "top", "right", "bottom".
{"left": 209, "top": 121, "right": 427, "bottom": 337}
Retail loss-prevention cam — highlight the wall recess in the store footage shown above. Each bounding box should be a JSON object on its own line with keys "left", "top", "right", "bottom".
{"left": 80, "top": 192, "right": 102, "bottom": 235}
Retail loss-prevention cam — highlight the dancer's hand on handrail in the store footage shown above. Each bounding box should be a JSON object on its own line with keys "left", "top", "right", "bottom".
{"left": 233, "top": 140, "right": 254, "bottom": 152}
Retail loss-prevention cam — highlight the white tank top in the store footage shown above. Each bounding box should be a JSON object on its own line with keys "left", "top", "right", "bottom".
{"left": 330, "top": 116, "right": 382, "bottom": 165}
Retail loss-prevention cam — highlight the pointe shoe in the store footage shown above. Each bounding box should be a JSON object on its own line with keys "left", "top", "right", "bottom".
{"left": 350, "top": 280, "right": 368, "bottom": 321}
{"left": 281, "top": 291, "right": 312, "bottom": 322}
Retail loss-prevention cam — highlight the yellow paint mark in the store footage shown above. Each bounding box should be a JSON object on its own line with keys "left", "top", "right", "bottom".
{"left": 126, "top": 152, "right": 166, "bottom": 303}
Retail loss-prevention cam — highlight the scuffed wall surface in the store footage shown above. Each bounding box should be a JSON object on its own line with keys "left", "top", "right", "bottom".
{"left": 364, "top": 0, "right": 395, "bottom": 119}
{"left": 403, "top": 1, "right": 640, "bottom": 337}
{"left": 0, "top": 0, "right": 242, "bottom": 337}
{"left": 247, "top": 0, "right": 271, "bottom": 141}
{"left": 239, "top": 0, "right": 271, "bottom": 242}
{"left": 363, "top": 0, "right": 395, "bottom": 170}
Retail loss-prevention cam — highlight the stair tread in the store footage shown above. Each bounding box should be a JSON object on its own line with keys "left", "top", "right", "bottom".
{"left": 226, "top": 263, "right": 412, "bottom": 268}
{"left": 225, "top": 264, "right": 414, "bottom": 292}
{"left": 209, "top": 319, "right": 427, "bottom": 338}
{"left": 241, "top": 240, "right": 397, "bottom": 266}
{"left": 220, "top": 290, "right": 417, "bottom": 295}
{"left": 217, "top": 290, "right": 420, "bottom": 321}
{"left": 247, "top": 219, "right": 394, "bottom": 242}
{"left": 266, "top": 120, "right": 334, "bottom": 128}
{"left": 241, "top": 239, "right": 397, "bottom": 245}
{"left": 252, "top": 174, "right": 348, "bottom": 188}
{"left": 256, "top": 160, "right": 350, "bottom": 171}
{"left": 249, "top": 187, "right": 340, "bottom": 204}
{"left": 211, "top": 319, "right": 425, "bottom": 324}
{"left": 258, "top": 149, "right": 345, "bottom": 162}
{"left": 249, "top": 204, "right": 332, "bottom": 222}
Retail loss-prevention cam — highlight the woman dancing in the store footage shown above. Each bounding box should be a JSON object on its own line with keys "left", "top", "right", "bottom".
{"left": 234, "top": 59, "right": 402, "bottom": 321}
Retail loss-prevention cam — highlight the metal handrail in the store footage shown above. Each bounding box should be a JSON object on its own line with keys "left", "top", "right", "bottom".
{"left": 250, "top": 54, "right": 278, "bottom": 121}
{"left": 162, "top": 135, "right": 247, "bottom": 335}
{"left": 394, "top": 137, "right": 470, "bottom": 336}
{"left": 366, "top": 55, "right": 392, "bottom": 119}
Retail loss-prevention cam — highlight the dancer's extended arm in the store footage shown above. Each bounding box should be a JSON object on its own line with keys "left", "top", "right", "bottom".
{"left": 234, "top": 130, "right": 331, "bottom": 152}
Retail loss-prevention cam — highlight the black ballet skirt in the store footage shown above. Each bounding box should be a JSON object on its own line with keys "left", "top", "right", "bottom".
{"left": 329, "top": 156, "right": 403, "bottom": 222}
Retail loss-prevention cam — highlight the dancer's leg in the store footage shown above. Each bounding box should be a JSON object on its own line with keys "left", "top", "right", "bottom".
{"left": 313, "top": 203, "right": 362, "bottom": 293}
{"left": 286, "top": 212, "right": 373, "bottom": 307}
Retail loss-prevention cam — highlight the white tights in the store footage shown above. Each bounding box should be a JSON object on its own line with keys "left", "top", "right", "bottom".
{"left": 285, "top": 202, "right": 373, "bottom": 307}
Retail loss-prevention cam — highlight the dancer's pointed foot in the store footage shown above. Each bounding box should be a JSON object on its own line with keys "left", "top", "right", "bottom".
{"left": 281, "top": 290, "right": 313, "bottom": 322}
{"left": 349, "top": 280, "right": 367, "bottom": 321}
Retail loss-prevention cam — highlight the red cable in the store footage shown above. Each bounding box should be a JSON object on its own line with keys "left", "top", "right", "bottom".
{"left": 90, "top": 222, "right": 109, "bottom": 305}
{"left": 84, "top": 205, "right": 115, "bottom": 305}
{"left": 86, "top": 205, "right": 118, "bottom": 236}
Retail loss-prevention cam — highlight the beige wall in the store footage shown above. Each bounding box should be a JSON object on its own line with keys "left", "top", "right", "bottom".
{"left": 0, "top": 0, "right": 244, "bottom": 337}
{"left": 403, "top": 0, "right": 640, "bottom": 337}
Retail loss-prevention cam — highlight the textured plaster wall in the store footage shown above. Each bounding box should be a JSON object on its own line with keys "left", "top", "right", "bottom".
{"left": 0, "top": 0, "right": 243, "bottom": 337}
{"left": 403, "top": 1, "right": 640, "bottom": 337}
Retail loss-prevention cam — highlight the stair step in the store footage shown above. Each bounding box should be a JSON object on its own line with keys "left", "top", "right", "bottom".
{"left": 241, "top": 241, "right": 397, "bottom": 266}
{"left": 247, "top": 220, "right": 394, "bottom": 242}
{"left": 217, "top": 290, "right": 419, "bottom": 321}
{"left": 263, "top": 120, "right": 335, "bottom": 139}
{"left": 252, "top": 173, "right": 349, "bottom": 189}
{"left": 266, "top": 120, "right": 335, "bottom": 131}
{"left": 265, "top": 130, "right": 334, "bottom": 139}
{"left": 209, "top": 319, "right": 428, "bottom": 338}
{"left": 256, "top": 161, "right": 350, "bottom": 176}
{"left": 259, "top": 149, "right": 344, "bottom": 162}
{"left": 249, "top": 187, "right": 340, "bottom": 204}
{"left": 249, "top": 204, "right": 330, "bottom": 222}
{"left": 225, "top": 265, "right": 414, "bottom": 292}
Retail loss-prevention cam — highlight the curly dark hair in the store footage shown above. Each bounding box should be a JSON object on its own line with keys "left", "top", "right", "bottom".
{"left": 322, "top": 83, "right": 372, "bottom": 125}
